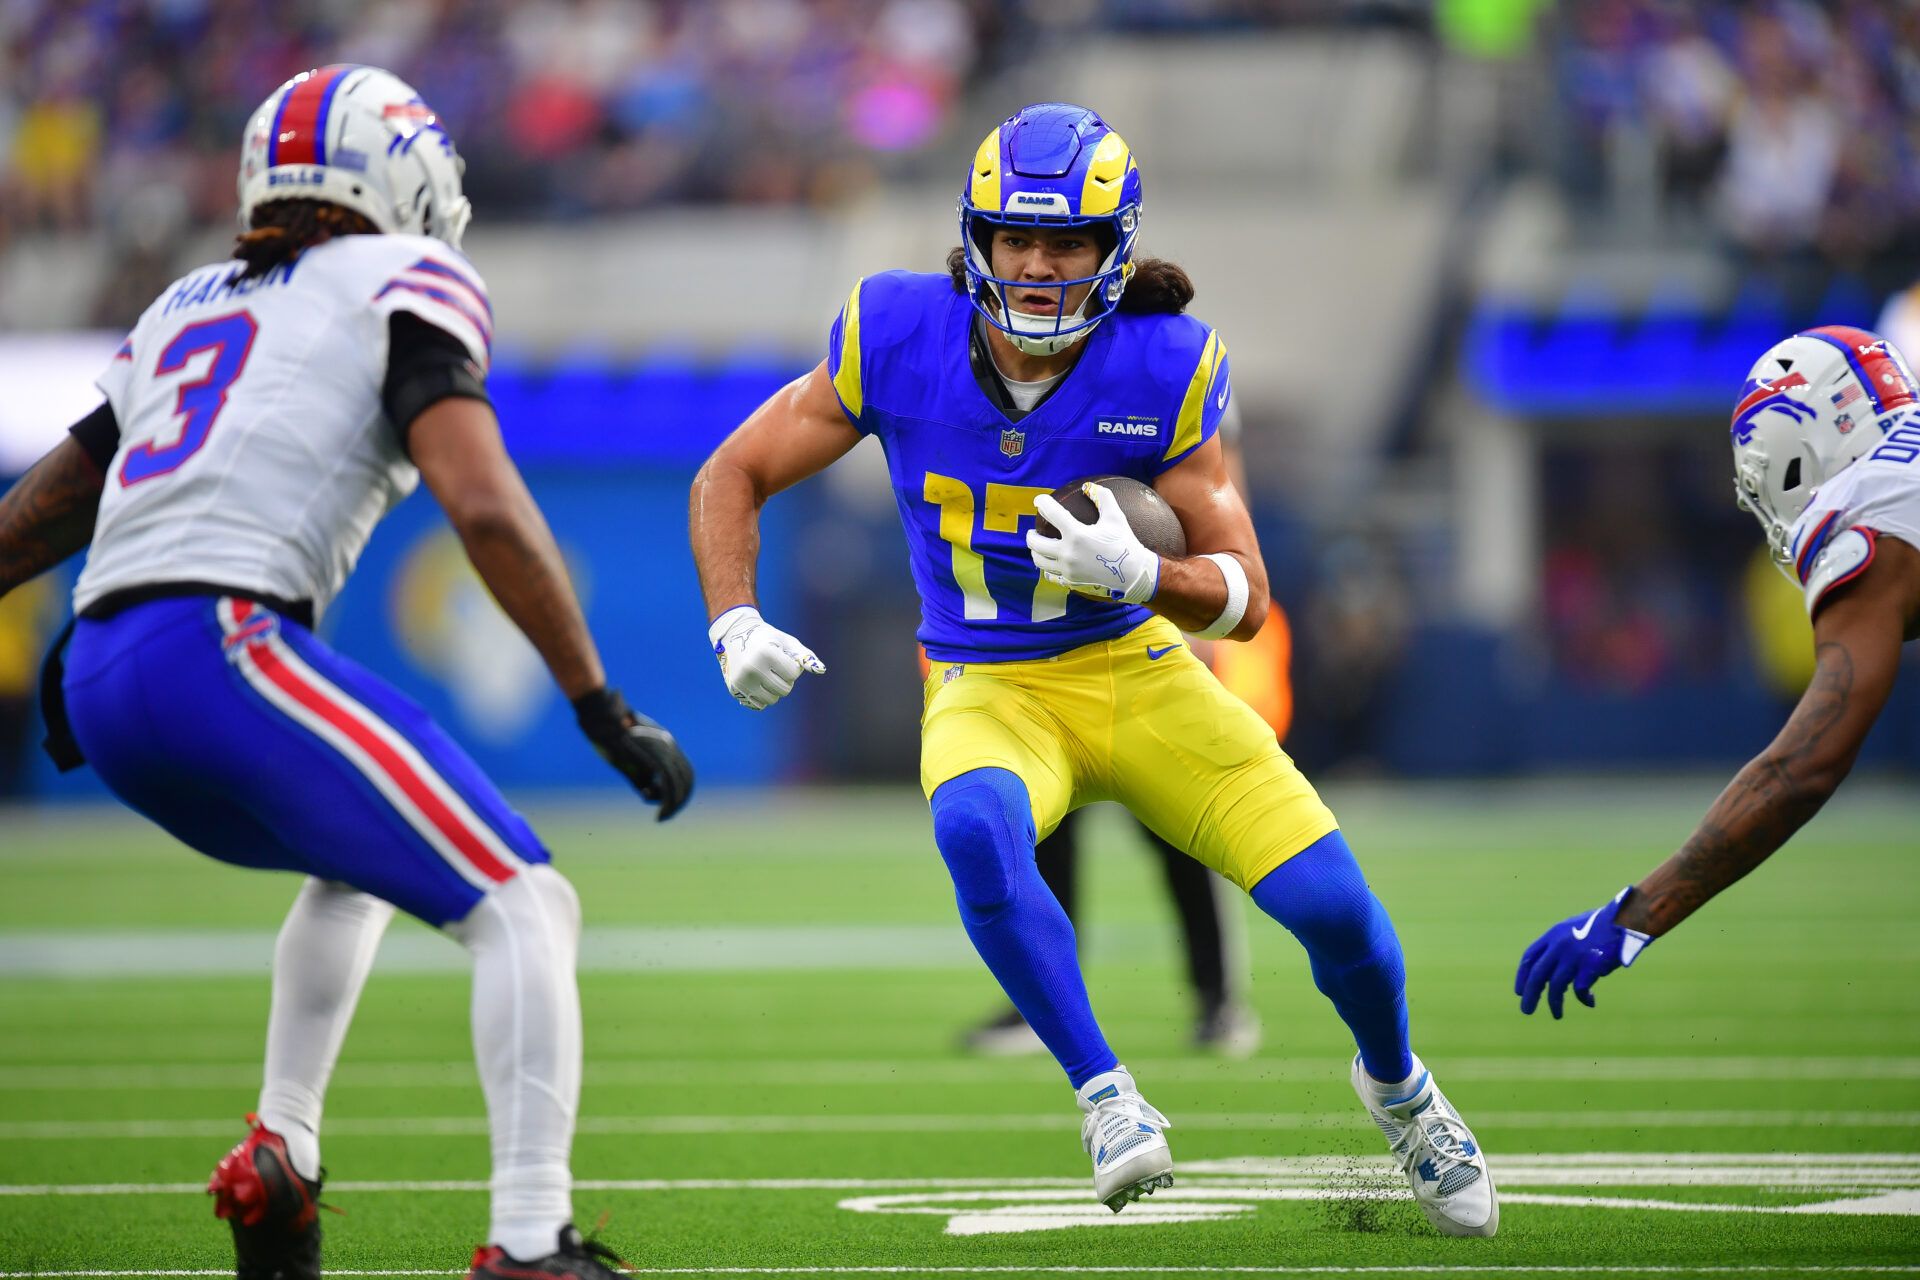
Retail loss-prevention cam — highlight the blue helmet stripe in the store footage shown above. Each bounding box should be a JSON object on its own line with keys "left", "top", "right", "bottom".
{"left": 266, "top": 81, "right": 295, "bottom": 168}
{"left": 1802, "top": 329, "right": 1888, "bottom": 413}
{"left": 309, "top": 64, "right": 361, "bottom": 168}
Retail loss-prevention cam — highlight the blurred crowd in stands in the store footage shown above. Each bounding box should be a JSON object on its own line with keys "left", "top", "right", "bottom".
{"left": 0, "top": 0, "right": 1394, "bottom": 252}
{"left": 1552, "top": 0, "right": 1920, "bottom": 268}
{"left": 0, "top": 0, "right": 1018, "bottom": 242}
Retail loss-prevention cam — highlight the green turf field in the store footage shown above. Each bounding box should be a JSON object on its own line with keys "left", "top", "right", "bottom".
{"left": 3, "top": 781, "right": 1919, "bottom": 1277}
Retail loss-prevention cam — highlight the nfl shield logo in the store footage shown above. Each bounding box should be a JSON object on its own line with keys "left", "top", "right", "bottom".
{"left": 1000, "top": 428, "right": 1025, "bottom": 458}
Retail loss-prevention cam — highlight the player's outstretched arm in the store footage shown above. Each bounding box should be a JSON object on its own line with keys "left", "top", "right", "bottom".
{"left": 689, "top": 359, "right": 860, "bottom": 710}
{"left": 411, "top": 396, "right": 693, "bottom": 817}
{"left": 1150, "top": 436, "right": 1271, "bottom": 641}
{"left": 1618, "top": 543, "right": 1916, "bottom": 935}
{"left": 0, "top": 435, "right": 105, "bottom": 600}
{"left": 1517, "top": 538, "right": 1918, "bottom": 1018}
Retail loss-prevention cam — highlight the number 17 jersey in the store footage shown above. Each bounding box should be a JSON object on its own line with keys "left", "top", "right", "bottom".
{"left": 826, "top": 270, "right": 1232, "bottom": 663}
{"left": 74, "top": 233, "right": 493, "bottom": 619}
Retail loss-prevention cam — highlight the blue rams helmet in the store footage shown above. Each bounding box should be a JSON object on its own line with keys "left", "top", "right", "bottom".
{"left": 959, "top": 103, "right": 1142, "bottom": 356}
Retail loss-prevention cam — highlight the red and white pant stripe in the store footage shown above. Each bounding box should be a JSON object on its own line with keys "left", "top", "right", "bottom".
{"left": 218, "top": 598, "right": 525, "bottom": 892}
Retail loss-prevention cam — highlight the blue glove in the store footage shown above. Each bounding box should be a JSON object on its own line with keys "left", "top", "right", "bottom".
{"left": 1515, "top": 886, "right": 1653, "bottom": 1019}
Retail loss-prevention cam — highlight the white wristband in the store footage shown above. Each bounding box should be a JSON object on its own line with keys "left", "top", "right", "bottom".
{"left": 708, "top": 605, "right": 760, "bottom": 647}
{"left": 1193, "top": 553, "right": 1249, "bottom": 640}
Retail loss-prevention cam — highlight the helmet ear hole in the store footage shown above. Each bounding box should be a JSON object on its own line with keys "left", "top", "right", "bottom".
{"left": 1783, "top": 457, "right": 1802, "bottom": 490}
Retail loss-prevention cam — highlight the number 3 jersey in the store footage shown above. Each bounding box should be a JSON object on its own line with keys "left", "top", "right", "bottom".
{"left": 827, "top": 270, "right": 1232, "bottom": 663}
{"left": 1787, "top": 406, "right": 1920, "bottom": 614}
{"left": 73, "top": 233, "right": 493, "bottom": 618}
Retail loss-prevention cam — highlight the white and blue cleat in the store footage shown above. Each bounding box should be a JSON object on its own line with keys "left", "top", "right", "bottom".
{"left": 1351, "top": 1052, "right": 1499, "bottom": 1237}
{"left": 1076, "top": 1066, "right": 1174, "bottom": 1211}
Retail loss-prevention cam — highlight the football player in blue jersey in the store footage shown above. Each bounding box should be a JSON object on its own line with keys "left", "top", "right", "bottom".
{"left": 688, "top": 103, "right": 1496, "bottom": 1235}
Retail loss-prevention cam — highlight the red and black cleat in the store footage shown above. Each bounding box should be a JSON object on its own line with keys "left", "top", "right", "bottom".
{"left": 469, "top": 1224, "right": 629, "bottom": 1279}
{"left": 207, "top": 1113, "right": 325, "bottom": 1280}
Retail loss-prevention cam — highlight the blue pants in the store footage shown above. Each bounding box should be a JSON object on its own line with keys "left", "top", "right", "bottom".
{"left": 64, "top": 596, "right": 549, "bottom": 926}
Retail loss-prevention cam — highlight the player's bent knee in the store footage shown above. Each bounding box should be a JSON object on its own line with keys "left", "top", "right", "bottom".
{"left": 1250, "top": 829, "right": 1391, "bottom": 957}
{"left": 930, "top": 768, "right": 1036, "bottom": 922}
{"left": 446, "top": 866, "right": 574, "bottom": 954}
{"left": 524, "top": 864, "right": 581, "bottom": 941}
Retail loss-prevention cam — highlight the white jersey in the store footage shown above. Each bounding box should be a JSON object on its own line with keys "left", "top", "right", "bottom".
{"left": 1785, "top": 406, "right": 1920, "bottom": 615}
{"left": 75, "top": 233, "right": 493, "bottom": 619}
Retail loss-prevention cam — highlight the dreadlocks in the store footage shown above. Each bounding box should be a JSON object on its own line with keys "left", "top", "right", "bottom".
{"left": 233, "top": 200, "right": 378, "bottom": 279}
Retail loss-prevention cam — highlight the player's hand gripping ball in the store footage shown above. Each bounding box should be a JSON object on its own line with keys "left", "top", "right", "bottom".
{"left": 1028, "top": 476, "right": 1186, "bottom": 605}
{"left": 708, "top": 606, "right": 825, "bottom": 710}
{"left": 572, "top": 687, "right": 695, "bottom": 821}
{"left": 1514, "top": 886, "right": 1653, "bottom": 1018}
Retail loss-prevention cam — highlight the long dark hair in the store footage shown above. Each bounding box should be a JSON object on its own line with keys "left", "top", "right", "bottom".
{"left": 233, "top": 200, "right": 378, "bottom": 279}
{"left": 945, "top": 246, "right": 1195, "bottom": 315}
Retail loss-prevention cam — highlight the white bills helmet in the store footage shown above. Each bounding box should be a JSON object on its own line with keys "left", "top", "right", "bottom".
{"left": 238, "top": 65, "right": 472, "bottom": 249}
{"left": 1731, "top": 324, "right": 1919, "bottom": 564}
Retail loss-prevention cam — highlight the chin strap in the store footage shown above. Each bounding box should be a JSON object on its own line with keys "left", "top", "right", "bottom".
{"left": 998, "top": 285, "right": 1100, "bottom": 356}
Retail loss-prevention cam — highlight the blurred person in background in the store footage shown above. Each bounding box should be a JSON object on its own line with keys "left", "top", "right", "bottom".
{"left": 1293, "top": 534, "right": 1412, "bottom": 770}
{"left": 1717, "top": 11, "right": 1839, "bottom": 263}
{"left": 1550, "top": 0, "right": 1920, "bottom": 272}
{"left": 1517, "top": 326, "right": 1920, "bottom": 1019}
{"left": 1877, "top": 278, "right": 1920, "bottom": 366}
{"left": 963, "top": 406, "right": 1286, "bottom": 1060}
{"left": 691, "top": 101, "right": 1498, "bottom": 1236}
{"left": 0, "top": 573, "right": 52, "bottom": 796}
{"left": 0, "top": 65, "right": 692, "bottom": 1276}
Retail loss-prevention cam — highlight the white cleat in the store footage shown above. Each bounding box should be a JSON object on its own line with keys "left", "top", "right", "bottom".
{"left": 1351, "top": 1053, "right": 1498, "bottom": 1237}
{"left": 1076, "top": 1066, "right": 1174, "bottom": 1212}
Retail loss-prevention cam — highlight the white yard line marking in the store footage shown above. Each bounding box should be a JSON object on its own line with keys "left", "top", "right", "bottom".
{"left": 4, "top": 1056, "right": 1916, "bottom": 1092}
{"left": 10, "top": 1156, "right": 1920, "bottom": 1198}
{"left": 7, "top": 1110, "right": 1920, "bottom": 1141}
{"left": 0, "top": 1177, "right": 1096, "bottom": 1198}
{"left": 5, "top": 1268, "right": 1920, "bottom": 1277}
{"left": 0, "top": 925, "right": 1078, "bottom": 978}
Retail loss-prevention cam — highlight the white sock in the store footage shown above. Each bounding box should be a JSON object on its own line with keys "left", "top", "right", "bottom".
{"left": 1364, "top": 1054, "right": 1426, "bottom": 1106}
{"left": 257, "top": 878, "right": 394, "bottom": 1181}
{"left": 447, "top": 866, "right": 582, "bottom": 1260}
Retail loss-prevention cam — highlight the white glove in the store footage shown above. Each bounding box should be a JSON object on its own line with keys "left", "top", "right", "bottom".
{"left": 1026, "top": 484, "right": 1160, "bottom": 604}
{"left": 708, "top": 606, "right": 824, "bottom": 710}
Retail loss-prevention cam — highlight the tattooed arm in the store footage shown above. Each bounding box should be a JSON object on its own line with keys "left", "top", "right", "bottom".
{"left": 0, "top": 437, "right": 107, "bottom": 600}
{"left": 1615, "top": 536, "right": 1920, "bottom": 937}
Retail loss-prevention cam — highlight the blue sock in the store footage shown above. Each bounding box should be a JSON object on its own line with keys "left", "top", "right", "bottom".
{"left": 929, "top": 768, "right": 1117, "bottom": 1088}
{"left": 1250, "top": 828, "right": 1413, "bottom": 1083}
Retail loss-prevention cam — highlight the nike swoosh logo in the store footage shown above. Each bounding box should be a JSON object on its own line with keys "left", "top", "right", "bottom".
{"left": 1146, "top": 644, "right": 1179, "bottom": 660}
{"left": 1571, "top": 907, "right": 1603, "bottom": 940}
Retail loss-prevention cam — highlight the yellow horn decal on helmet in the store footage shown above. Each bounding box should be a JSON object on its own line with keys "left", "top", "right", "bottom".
{"left": 1080, "top": 133, "right": 1132, "bottom": 216}
{"left": 970, "top": 127, "right": 1002, "bottom": 211}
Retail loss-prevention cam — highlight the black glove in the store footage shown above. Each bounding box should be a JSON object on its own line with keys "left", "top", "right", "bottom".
{"left": 573, "top": 686, "right": 694, "bottom": 821}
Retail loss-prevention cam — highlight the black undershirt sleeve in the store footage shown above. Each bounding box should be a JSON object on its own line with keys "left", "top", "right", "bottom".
{"left": 382, "top": 312, "right": 490, "bottom": 453}
{"left": 68, "top": 401, "right": 120, "bottom": 473}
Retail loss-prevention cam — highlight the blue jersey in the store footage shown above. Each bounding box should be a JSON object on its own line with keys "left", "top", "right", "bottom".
{"left": 826, "top": 271, "right": 1231, "bottom": 663}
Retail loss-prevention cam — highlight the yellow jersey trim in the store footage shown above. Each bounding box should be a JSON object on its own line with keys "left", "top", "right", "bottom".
{"left": 1165, "top": 329, "right": 1223, "bottom": 462}
{"left": 832, "top": 278, "right": 864, "bottom": 420}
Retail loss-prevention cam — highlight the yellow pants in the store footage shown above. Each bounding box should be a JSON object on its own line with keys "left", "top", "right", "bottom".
{"left": 920, "top": 616, "right": 1338, "bottom": 891}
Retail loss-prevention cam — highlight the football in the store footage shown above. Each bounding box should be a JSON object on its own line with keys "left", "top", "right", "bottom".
{"left": 1036, "top": 474, "right": 1189, "bottom": 559}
